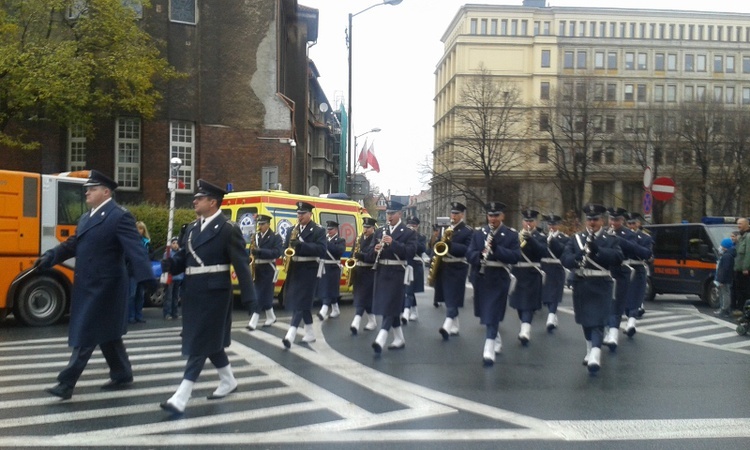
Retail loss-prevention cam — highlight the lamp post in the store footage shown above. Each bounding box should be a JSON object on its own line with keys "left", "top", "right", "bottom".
{"left": 166, "top": 157, "right": 182, "bottom": 245}
{"left": 347, "top": 0, "right": 403, "bottom": 190}
{"left": 353, "top": 127, "right": 381, "bottom": 171}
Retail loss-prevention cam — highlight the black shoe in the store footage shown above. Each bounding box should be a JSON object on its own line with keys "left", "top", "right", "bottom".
{"left": 101, "top": 377, "right": 133, "bottom": 390}
{"left": 372, "top": 342, "right": 383, "bottom": 354}
{"left": 439, "top": 328, "right": 450, "bottom": 340}
{"left": 159, "top": 401, "right": 183, "bottom": 415}
{"left": 45, "top": 383, "right": 73, "bottom": 400}
{"left": 350, "top": 326, "right": 358, "bottom": 335}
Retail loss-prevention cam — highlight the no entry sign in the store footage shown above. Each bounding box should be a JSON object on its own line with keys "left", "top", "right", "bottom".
{"left": 651, "top": 177, "right": 675, "bottom": 201}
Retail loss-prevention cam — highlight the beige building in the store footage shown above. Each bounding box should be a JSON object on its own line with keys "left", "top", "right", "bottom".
{"left": 434, "top": 0, "right": 750, "bottom": 226}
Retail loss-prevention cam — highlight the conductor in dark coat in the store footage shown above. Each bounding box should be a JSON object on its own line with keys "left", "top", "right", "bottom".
{"left": 369, "top": 201, "right": 417, "bottom": 353}
{"left": 281, "top": 201, "right": 327, "bottom": 348}
{"left": 466, "top": 202, "right": 522, "bottom": 366}
{"left": 316, "top": 220, "right": 346, "bottom": 320}
{"left": 37, "top": 170, "right": 155, "bottom": 400}
{"left": 159, "top": 180, "right": 256, "bottom": 414}
{"left": 510, "top": 209, "right": 548, "bottom": 345}
{"left": 246, "top": 214, "right": 283, "bottom": 331}
{"left": 434, "top": 202, "right": 473, "bottom": 340}
{"left": 402, "top": 216, "right": 426, "bottom": 324}
{"left": 561, "top": 204, "right": 623, "bottom": 374}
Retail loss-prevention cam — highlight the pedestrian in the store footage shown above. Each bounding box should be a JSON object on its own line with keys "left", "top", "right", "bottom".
{"left": 433, "top": 202, "right": 472, "bottom": 339}
{"left": 128, "top": 220, "right": 152, "bottom": 324}
{"left": 349, "top": 217, "right": 379, "bottom": 334}
{"left": 466, "top": 201, "right": 521, "bottom": 366}
{"left": 317, "top": 220, "right": 346, "bottom": 320}
{"left": 402, "top": 216, "right": 426, "bottom": 324}
{"left": 509, "top": 209, "right": 547, "bottom": 345}
{"left": 159, "top": 179, "right": 256, "bottom": 415}
{"left": 369, "top": 200, "right": 417, "bottom": 353}
{"left": 246, "top": 214, "right": 283, "bottom": 330}
{"left": 541, "top": 214, "right": 569, "bottom": 332}
{"left": 715, "top": 237, "right": 735, "bottom": 317}
{"left": 622, "top": 212, "right": 653, "bottom": 336}
{"left": 561, "top": 204, "right": 623, "bottom": 374}
{"left": 733, "top": 218, "right": 750, "bottom": 315}
{"left": 35, "top": 170, "right": 155, "bottom": 400}
{"left": 163, "top": 237, "right": 183, "bottom": 320}
{"left": 281, "top": 202, "right": 327, "bottom": 348}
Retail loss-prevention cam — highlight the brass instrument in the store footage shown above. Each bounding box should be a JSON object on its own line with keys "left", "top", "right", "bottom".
{"left": 344, "top": 232, "right": 364, "bottom": 287}
{"left": 249, "top": 232, "right": 257, "bottom": 281}
{"left": 283, "top": 223, "right": 299, "bottom": 273}
{"left": 427, "top": 226, "right": 453, "bottom": 286}
{"left": 519, "top": 225, "right": 531, "bottom": 249}
{"left": 479, "top": 226, "right": 495, "bottom": 275}
{"left": 372, "top": 226, "right": 390, "bottom": 270}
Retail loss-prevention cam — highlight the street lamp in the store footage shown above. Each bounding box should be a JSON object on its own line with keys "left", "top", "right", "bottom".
{"left": 353, "top": 127, "right": 381, "bottom": 171}
{"left": 166, "top": 157, "right": 182, "bottom": 245}
{"left": 347, "top": 0, "right": 403, "bottom": 187}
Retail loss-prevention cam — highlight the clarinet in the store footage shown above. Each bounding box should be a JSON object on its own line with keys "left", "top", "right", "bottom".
{"left": 479, "top": 225, "right": 494, "bottom": 275}
{"left": 372, "top": 226, "right": 390, "bottom": 270}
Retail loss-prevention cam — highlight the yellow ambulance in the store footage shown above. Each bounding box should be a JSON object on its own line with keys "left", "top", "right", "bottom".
{"left": 220, "top": 190, "right": 369, "bottom": 303}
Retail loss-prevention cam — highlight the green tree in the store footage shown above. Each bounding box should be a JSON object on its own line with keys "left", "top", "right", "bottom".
{"left": 0, "top": 0, "right": 179, "bottom": 148}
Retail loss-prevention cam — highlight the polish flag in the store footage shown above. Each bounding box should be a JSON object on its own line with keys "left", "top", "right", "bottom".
{"left": 358, "top": 139, "right": 369, "bottom": 169}
{"left": 366, "top": 141, "right": 380, "bottom": 173}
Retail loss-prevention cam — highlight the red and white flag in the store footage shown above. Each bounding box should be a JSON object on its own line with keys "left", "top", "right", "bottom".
{"left": 357, "top": 138, "right": 369, "bottom": 169}
{"left": 366, "top": 141, "right": 380, "bottom": 173}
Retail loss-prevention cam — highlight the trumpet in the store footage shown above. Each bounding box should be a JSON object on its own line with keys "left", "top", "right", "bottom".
{"left": 283, "top": 223, "right": 299, "bottom": 272}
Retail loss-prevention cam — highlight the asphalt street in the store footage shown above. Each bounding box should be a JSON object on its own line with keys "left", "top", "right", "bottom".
{"left": 0, "top": 287, "right": 749, "bottom": 449}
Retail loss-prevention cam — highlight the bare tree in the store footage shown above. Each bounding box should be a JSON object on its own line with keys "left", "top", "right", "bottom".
{"left": 710, "top": 106, "right": 750, "bottom": 214}
{"left": 430, "top": 64, "right": 530, "bottom": 219}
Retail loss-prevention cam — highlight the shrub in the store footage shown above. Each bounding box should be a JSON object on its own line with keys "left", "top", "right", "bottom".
{"left": 124, "top": 203, "right": 196, "bottom": 250}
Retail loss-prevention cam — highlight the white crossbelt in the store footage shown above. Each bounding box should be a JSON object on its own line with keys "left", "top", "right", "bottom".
{"left": 185, "top": 264, "right": 230, "bottom": 275}
{"left": 254, "top": 259, "right": 276, "bottom": 264}
{"left": 443, "top": 256, "right": 467, "bottom": 264}
{"left": 292, "top": 256, "right": 320, "bottom": 262}
{"left": 575, "top": 268, "right": 612, "bottom": 278}
{"left": 624, "top": 259, "right": 647, "bottom": 266}
{"left": 323, "top": 260, "right": 341, "bottom": 265}
{"left": 356, "top": 262, "right": 374, "bottom": 267}
{"left": 484, "top": 260, "right": 511, "bottom": 268}
{"left": 541, "top": 258, "right": 562, "bottom": 265}
{"left": 377, "top": 259, "right": 407, "bottom": 267}
{"left": 515, "top": 262, "right": 541, "bottom": 268}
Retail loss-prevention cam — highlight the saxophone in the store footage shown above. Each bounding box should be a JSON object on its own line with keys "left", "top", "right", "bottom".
{"left": 427, "top": 226, "right": 453, "bottom": 286}
{"left": 344, "top": 232, "right": 364, "bottom": 287}
{"left": 283, "top": 223, "right": 299, "bottom": 273}
{"left": 479, "top": 225, "right": 495, "bottom": 275}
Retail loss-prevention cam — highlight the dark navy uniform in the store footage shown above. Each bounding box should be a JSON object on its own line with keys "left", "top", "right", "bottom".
{"left": 541, "top": 214, "right": 569, "bottom": 331}
{"left": 350, "top": 217, "right": 378, "bottom": 334}
{"left": 624, "top": 212, "right": 653, "bottom": 335}
{"left": 316, "top": 221, "right": 346, "bottom": 318}
{"left": 561, "top": 204, "right": 623, "bottom": 373}
{"left": 509, "top": 209, "right": 547, "bottom": 344}
{"left": 40, "top": 171, "right": 153, "bottom": 397}
{"left": 403, "top": 216, "right": 426, "bottom": 323}
{"left": 434, "top": 202, "right": 473, "bottom": 337}
{"left": 249, "top": 215, "right": 283, "bottom": 325}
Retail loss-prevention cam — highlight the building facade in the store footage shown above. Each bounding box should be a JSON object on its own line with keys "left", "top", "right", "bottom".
{"left": 434, "top": 1, "right": 750, "bottom": 226}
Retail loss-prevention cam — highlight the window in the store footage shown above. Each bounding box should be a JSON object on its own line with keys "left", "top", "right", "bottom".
{"left": 594, "top": 83, "right": 604, "bottom": 100}
{"left": 685, "top": 54, "right": 694, "bottom": 71}
{"left": 610, "top": 22, "right": 616, "bottom": 37}
{"left": 624, "top": 84, "right": 634, "bottom": 101}
{"left": 655, "top": 53, "right": 665, "bottom": 71}
{"left": 637, "top": 84, "right": 647, "bottom": 102}
{"left": 714, "top": 86, "right": 723, "bottom": 102}
{"left": 470, "top": 19, "right": 477, "bottom": 34}
{"left": 650, "top": 23, "right": 656, "bottom": 39}
{"left": 714, "top": 55, "right": 724, "bottom": 72}
{"left": 623, "top": 116, "right": 633, "bottom": 132}
{"left": 538, "top": 145, "right": 548, "bottom": 164}
{"left": 667, "top": 85, "right": 677, "bottom": 102}
{"left": 563, "top": 82, "right": 573, "bottom": 100}
{"left": 688, "top": 24, "right": 694, "bottom": 40}
{"left": 521, "top": 20, "right": 528, "bottom": 35}
{"left": 608, "top": 52, "right": 617, "bottom": 69}
{"left": 697, "top": 54, "right": 707, "bottom": 71}
{"left": 638, "top": 53, "right": 647, "bottom": 70}
{"left": 636, "top": 116, "right": 646, "bottom": 131}
{"left": 625, "top": 52, "right": 635, "bottom": 70}
{"left": 115, "top": 117, "right": 141, "bottom": 190}
{"left": 67, "top": 124, "right": 87, "bottom": 171}
{"left": 543, "top": 21, "right": 550, "bottom": 35}
{"left": 540, "top": 82, "right": 550, "bottom": 100}
{"left": 629, "top": 22, "right": 636, "bottom": 38}
{"left": 559, "top": 21, "right": 565, "bottom": 36}
{"left": 727, "top": 55, "right": 735, "bottom": 73}
{"left": 698, "top": 25, "right": 704, "bottom": 40}
{"left": 576, "top": 83, "right": 586, "bottom": 100}
{"left": 564, "top": 51, "right": 574, "bottom": 69}
{"left": 590, "top": 22, "right": 596, "bottom": 37}
{"left": 579, "top": 21, "right": 586, "bottom": 36}
{"left": 659, "top": 23, "right": 665, "bottom": 39}
{"left": 533, "top": 21, "right": 539, "bottom": 36}
{"left": 569, "top": 21, "right": 576, "bottom": 36}
{"left": 605, "top": 148, "right": 615, "bottom": 164}
{"left": 697, "top": 85, "right": 706, "bottom": 101}
{"left": 654, "top": 84, "right": 664, "bottom": 102}
{"left": 727, "top": 86, "right": 735, "bottom": 103}
{"left": 708, "top": 25, "right": 713, "bottom": 40}
{"left": 593, "top": 115, "right": 603, "bottom": 132}
{"left": 262, "top": 167, "right": 279, "bottom": 191}
{"left": 574, "top": 115, "right": 585, "bottom": 132}
{"left": 620, "top": 22, "right": 626, "bottom": 38}
{"left": 743, "top": 87, "right": 750, "bottom": 105}
{"left": 491, "top": 19, "right": 498, "bottom": 35}
{"left": 170, "top": 0, "right": 197, "bottom": 24}
{"left": 684, "top": 85, "right": 694, "bottom": 102}
{"left": 744, "top": 56, "right": 750, "bottom": 73}
{"left": 606, "top": 84, "right": 617, "bottom": 101}
{"left": 541, "top": 50, "right": 551, "bottom": 68}
{"left": 577, "top": 51, "right": 587, "bottom": 69}
{"left": 539, "top": 113, "right": 550, "bottom": 131}
{"left": 511, "top": 19, "right": 518, "bottom": 35}
{"left": 600, "top": 22, "right": 606, "bottom": 37}
{"left": 501, "top": 19, "right": 508, "bottom": 35}
{"left": 480, "top": 19, "right": 488, "bottom": 35}
{"left": 606, "top": 115, "right": 616, "bottom": 132}
{"left": 595, "top": 51, "right": 605, "bottom": 69}
{"left": 667, "top": 54, "right": 677, "bottom": 71}
{"left": 170, "top": 121, "right": 194, "bottom": 192}
{"left": 717, "top": 26, "right": 723, "bottom": 41}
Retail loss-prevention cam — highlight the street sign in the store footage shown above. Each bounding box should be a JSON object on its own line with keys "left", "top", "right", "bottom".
{"left": 652, "top": 177, "right": 675, "bottom": 201}
{"left": 643, "top": 189, "right": 652, "bottom": 215}
{"left": 643, "top": 166, "right": 652, "bottom": 189}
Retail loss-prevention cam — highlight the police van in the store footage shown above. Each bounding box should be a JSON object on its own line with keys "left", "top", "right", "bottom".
{"left": 644, "top": 217, "right": 738, "bottom": 308}
{"left": 220, "top": 190, "right": 369, "bottom": 302}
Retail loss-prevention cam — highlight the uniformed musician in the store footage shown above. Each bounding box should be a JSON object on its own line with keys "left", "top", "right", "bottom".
{"left": 402, "top": 216, "right": 426, "bottom": 324}
{"left": 623, "top": 212, "right": 653, "bottom": 336}
{"left": 317, "top": 221, "right": 346, "bottom": 320}
{"left": 434, "top": 202, "right": 473, "bottom": 339}
{"left": 541, "top": 214, "right": 569, "bottom": 332}
{"left": 603, "top": 207, "right": 651, "bottom": 350}
{"left": 368, "top": 201, "right": 417, "bottom": 353}
{"left": 561, "top": 204, "right": 623, "bottom": 374}
{"left": 160, "top": 179, "right": 256, "bottom": 414}
{"left": 467, "top": 201, "right": 522, "bottom": 366}
{"left": 349, "top": 217, "right": 379, "bottom": 334}
{"left": 281, "top": 202, "right": 327, "bottom": 348}
{"left": 509, "top": 209, "right": 547, "bottom": 345}
{"left": 246, "top": 214, "right": 283, "bottom": 331}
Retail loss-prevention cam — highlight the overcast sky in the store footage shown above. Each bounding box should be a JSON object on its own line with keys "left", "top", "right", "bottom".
{"left": 300, "top": 0, "right": 750, "bottom": 196}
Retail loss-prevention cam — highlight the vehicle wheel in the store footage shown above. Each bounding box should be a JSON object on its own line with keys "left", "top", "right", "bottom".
{"left": 702, "top": 282, "right": 720, "bottom": 309}
{"left": 13, "top": 276, "right": 67, "bottom": 326}
{"left": 736, "top": 324, "right": 748, "bottom": 336}
{"left": 146, "top": 284, "right": 166, "bottom": 307}
{"left": 645, "top": 278, "right": 656, "bottom": 302}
